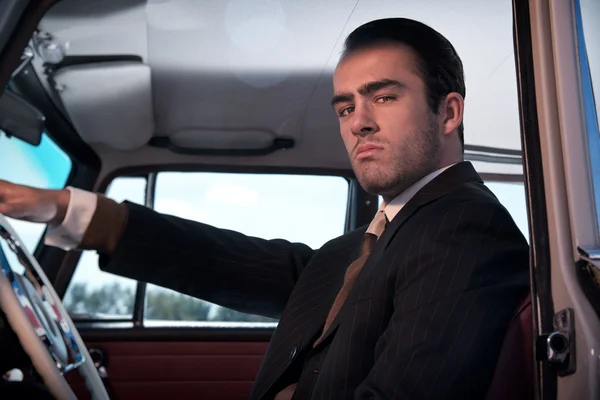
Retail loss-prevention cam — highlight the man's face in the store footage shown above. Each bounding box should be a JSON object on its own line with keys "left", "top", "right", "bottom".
{"left": 333, "top": 43, "right": 444, "bottom": 199}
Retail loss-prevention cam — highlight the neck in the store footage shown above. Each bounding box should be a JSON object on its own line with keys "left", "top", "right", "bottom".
{"left": 381, "top": 159, "right": 461, "bottom": 204}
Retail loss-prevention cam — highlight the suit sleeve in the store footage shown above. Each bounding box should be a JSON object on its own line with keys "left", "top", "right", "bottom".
{"left": 99, "top": 202, "right": 316, "bottom": 319}
{"left": 355, "top": 201, "right": 530, "bottom": 399}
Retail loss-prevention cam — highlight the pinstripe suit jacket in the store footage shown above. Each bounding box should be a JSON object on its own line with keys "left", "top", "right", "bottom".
{"left": 100, "top": 162, "right": 530, "bottom": 399}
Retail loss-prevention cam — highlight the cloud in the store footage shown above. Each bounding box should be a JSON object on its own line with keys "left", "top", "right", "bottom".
{"left": 204, "top": 184, "right": 260, "bottom": 207}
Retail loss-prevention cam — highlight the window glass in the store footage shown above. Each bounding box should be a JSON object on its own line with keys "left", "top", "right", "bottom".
{"left": 0, "top": 132, "right": 72, "bottom": 253}
{"left": 144, "top": 172, "right": 349, "bottom": 323}
{"left": 577, "top": 0, "right": 600, "bottom": 232}
{"left": 62, "top": 177, "right": 146, "bottom": 319}
{"left": 485, "top": 182, "right": 529, "bottom": 242}
{"left": 579, "top": 0, "right": 599, "bottom": 120}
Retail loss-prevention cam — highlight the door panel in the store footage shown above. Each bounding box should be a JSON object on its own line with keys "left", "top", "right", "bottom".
{"left": 67, "top": 339, "right": 269, "bottom": 399}
{"left": 516, "top": 0, "right": 600, "bottom": 398}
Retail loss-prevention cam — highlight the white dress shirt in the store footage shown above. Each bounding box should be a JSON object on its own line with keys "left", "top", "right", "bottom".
{"left": 44, "top": 187, "right": 98, "bottom": 250}
{"left": 45, "top": 165, "right": 455, "bottom": 250}
{"left": 382, "top": 164, "right": 455, "bottom": 222}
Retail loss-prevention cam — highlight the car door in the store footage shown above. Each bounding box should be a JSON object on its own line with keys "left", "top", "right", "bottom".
{"left": 513, "top": 0, "right": 600, "bottom": 399}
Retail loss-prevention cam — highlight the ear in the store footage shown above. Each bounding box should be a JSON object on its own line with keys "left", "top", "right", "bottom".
{"left": 439, "top": 92, "right": 464, "bottom": 136}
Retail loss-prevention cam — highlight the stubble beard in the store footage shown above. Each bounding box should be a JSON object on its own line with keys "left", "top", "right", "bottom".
{"left": 354, "top": 121, "right": 442, "bottom": 200}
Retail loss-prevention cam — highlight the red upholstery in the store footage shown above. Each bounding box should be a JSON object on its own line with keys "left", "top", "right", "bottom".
{"left": 66, "top": 341, "right": 269, "bottom": 400}
{"left": 66, "top": 299, "right": 533, "bottom": 399}
{"left": 485, "top": 295, "right": 534, "bottom": 400}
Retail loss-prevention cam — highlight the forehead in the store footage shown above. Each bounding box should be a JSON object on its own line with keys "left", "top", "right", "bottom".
{"left": 333, "top": 43, "right": 421, "bottom": 90}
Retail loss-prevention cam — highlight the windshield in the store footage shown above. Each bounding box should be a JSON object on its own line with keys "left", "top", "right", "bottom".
{"left": 0, "top": 131, "right": 72, "bottom": 252}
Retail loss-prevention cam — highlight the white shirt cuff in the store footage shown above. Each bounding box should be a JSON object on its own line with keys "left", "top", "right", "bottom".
{"left": 44, "top": 187, "right": 98, "bottom": 250}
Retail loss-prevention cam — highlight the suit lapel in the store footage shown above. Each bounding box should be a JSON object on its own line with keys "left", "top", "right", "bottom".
{"left": 255, "top": 162, "right": 484, "bottom": 395}
{"left": 251, "top": 232, "right": 363, "bottom": 399}
{"left": 313, "top": 162, "right": 483, "bottom": 348}
{"left": 297, "top": 238, "right": 364, "bottom": 344}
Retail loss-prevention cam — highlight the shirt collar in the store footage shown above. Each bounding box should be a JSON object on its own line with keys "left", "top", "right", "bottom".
{"left": 382, "top": 163, "right": 457, "bottom": 222}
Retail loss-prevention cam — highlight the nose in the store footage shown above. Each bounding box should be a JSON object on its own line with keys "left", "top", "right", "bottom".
{"left": 350, "top": 103, "right": 379, "bottom": 137}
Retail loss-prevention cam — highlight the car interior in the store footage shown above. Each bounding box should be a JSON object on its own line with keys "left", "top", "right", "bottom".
{"left": 0, "top": 0, "right": 599, "bottom": 399}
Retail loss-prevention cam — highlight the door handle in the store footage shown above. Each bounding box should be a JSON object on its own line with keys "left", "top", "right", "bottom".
{"left": 88, "top": 347, "right": 108, "bottom": 378}
{"left": 88, "top": 347, "right": 117, "bottom": 399}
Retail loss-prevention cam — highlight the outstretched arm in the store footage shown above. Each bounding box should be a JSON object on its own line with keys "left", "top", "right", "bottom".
{"left": 0, "top": 180, "right": 315, "bottom": 319}
{"left": 95, "top": 200, "right": 316, "bottom": 319}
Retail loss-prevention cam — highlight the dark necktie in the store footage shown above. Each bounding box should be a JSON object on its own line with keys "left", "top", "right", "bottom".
{"left": 314, "top": 209, "right": 387, "bottom": 346}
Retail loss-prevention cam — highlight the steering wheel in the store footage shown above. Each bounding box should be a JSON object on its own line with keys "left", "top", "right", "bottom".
{"left": 0, "top": 214, "right": 109, "bottom": 400}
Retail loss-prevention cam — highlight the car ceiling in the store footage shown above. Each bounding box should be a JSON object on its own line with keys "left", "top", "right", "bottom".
{"left": 31, "top": 0, "right": 523, "bottom": 179}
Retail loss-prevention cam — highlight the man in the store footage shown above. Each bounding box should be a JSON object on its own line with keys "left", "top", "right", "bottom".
{"left": 0, "top": 18, "right": 529, "bottom": 399}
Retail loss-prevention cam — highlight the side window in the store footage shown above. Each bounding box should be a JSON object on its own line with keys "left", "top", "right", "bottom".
{"left": 485, "top": 181, "right": 529, "bottom": 242}
{"left": 62, "top": 176, "right": 146, "bottom": 319}
{"left": 144, "top": 172, "right": 349, "bottom": 324}
{"left": 580, "top": 0, "right": 598, "bottom": 120}
{"left": 62, "top": 172, "right": 349, "bottom": 325}
{"left": 577, "top": 0, "right": 600, "bottom": 230}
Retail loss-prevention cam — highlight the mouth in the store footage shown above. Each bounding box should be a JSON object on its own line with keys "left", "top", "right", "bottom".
{"left": 355, "top": 144, "right": 383, "bottom": 160}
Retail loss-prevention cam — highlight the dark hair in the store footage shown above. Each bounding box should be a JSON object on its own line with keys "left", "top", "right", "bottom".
{"left": 343, "top": 18, "right": 466, "bottom": 149}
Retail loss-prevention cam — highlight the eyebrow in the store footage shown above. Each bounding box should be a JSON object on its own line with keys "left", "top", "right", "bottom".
{"left": 330, "top": 79, "right": 406, "bottom": 108}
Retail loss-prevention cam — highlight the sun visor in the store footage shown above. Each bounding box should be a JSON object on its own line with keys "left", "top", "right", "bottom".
{"left": 52, "top": 61, "right": 153, "bottom": 150}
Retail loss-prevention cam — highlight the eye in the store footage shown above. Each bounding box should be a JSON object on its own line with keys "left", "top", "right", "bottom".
{"left": 375, "top": 95, "right": 396, "bottom": 103}
{"left": 338, "top": 106, "right": 354, "bottom": 117}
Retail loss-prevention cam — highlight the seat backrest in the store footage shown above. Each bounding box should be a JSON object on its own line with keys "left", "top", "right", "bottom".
{"left": 485, "top": 295, "right": 534, "bottom": 400}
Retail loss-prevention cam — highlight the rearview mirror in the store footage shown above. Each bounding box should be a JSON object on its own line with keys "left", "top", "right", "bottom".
{"left": 0, "top": 90, "right": 44, "bottom": 146}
